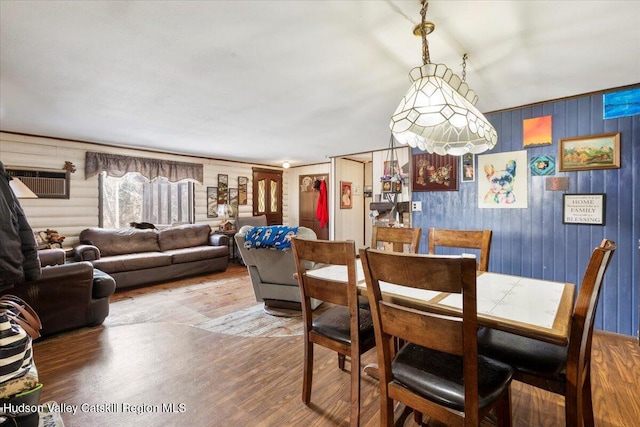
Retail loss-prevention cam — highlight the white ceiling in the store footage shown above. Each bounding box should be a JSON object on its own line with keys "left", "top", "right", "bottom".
{"left": 1, "top": 1, "right": 639, "bottom": 167}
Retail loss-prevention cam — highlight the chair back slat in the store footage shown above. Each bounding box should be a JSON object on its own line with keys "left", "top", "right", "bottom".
{"left": 303, "top": 276, "right": 349, "bottom": 306}
{"left": 292, "top": 237, "right": 354, "bottom": 266}
{"left": 379, "top": 302, "right": 464, "bottom": 355}
{"left": 364, "top": 250, "right": 470, "bottom": 293}
{"left": 428, "top": 227, "right": 492, "bottom": 272}
{"left": 372, "top": 226, "right": 421, "bottom": 253}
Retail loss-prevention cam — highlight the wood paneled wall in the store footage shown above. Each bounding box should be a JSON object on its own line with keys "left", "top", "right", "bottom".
{"left": 0, "top": 132, "right": 285, "bottom": 246}
{"left": 411, "top": 90, "right": 640, "bottom": 337}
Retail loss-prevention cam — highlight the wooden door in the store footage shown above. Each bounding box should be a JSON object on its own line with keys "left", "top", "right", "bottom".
{"left": 252, "top": 168, "right": 282, "bottom": 225}
{"left": 299, "top": 174, "right": 328, "bottom": 240}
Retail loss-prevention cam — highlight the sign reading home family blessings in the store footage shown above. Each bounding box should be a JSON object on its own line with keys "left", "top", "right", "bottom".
{"left": 562, "top": 194, "right": 606, "bottom": 225}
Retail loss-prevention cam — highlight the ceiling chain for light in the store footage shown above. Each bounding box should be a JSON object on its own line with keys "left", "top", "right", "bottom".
{"left": 420, "top": 1, "right": 430, "bottom": 65}
{"left": 389, "top": 0, "right": 498, "bottom": 156}
{"left": 462, "top": 53, "right": 468, "bottom": 82}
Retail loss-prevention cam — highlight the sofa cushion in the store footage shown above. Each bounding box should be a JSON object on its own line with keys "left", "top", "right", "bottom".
{"left": 91, "top": 252, "right": 172, "bottom": 274}
{"left": 158, "top": 224, "right": 211, "bottom": 251}
{"left": 80, "top": 227, "right": 160, "bottom": 257}
{"left": 164, "top": 245, "right": 228, "bottom": 264}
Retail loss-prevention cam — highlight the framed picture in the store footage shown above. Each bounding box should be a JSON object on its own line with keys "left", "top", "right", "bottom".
{"left": 229, "top": 188, "right": 239, "bottom": 217}
{"left": 559, "top": 132, "right": 620, "bottom": 171}
{"left": 340, "top": 181, "right": 352, "bottom": 209}
{"left": 563, "top": 194, "right": 606, "bottom": 225}
{"left": 412, "top": 153, "right": 458, "bottom": 192}
{"left": 383, "top": 160, "right": 399, "bottom": 177}
{"left": 530, "top": 155, "right": 556, "bottom": 176}
{"left": 523, "top": 115, "right": 552, "bottom": 147}
{"left": 206, "top": 187, "right": 218, "bottom": 218}
{"left": 545, "top": 177, "right": 569, "bottom": 191}
{"left": 461, "top": 153, "right": 475, "bottom": 182}
{"left": 381, "top": 180, "right": 401, "bottom": 193}
{"left": 217, "top": 174, "right": 228, "bottom": 204}
{"left": 478, "top": 150, "right": 528, "bottom": 209}
{"left": 238, "top": 176, "right": 248, "bottom": 205}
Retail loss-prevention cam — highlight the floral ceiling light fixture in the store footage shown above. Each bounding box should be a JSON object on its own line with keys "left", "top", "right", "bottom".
{"left": 389, "top": 0, "right": 498, "bottom": 156}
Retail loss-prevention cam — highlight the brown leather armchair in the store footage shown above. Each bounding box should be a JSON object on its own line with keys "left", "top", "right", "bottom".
{"left": 2, "top": 249, "right": 116, "bottom": 337}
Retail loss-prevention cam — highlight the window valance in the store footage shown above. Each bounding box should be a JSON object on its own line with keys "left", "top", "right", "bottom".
{"left": 85, "top": 152, "right": 203, "bottom": 184}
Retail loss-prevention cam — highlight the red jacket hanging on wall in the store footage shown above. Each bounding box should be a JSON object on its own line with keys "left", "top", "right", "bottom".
{"left": 316, "top": 179, "right": 328, "bottom": 228}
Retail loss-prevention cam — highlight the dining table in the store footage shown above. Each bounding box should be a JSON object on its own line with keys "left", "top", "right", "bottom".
{"left": 306, "top": 258, "right": 575, "bottom": 346}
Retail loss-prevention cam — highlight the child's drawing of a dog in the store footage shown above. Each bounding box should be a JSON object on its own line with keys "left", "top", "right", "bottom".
{"left": 484, "top": 160, "right": 517, "bottom": 204}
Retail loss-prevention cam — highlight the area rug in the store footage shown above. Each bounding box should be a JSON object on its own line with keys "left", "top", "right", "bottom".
{"left": 106, "top": 272, "right": 327, "bottom": 338}
{"left": 196, "top": 304, "right": 305, "bottom": 338}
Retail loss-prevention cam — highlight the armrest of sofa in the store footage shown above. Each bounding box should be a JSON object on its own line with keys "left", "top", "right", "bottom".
{"left": 209, "top": 233, "right": 229, "bottom": 247}
{"left": 12, "top": 261, "right": 109, "bottom": 337}
{"left": 38, "top": 261, "right": 95, "bottom": 283}
{"left": 91, "top": 268, "right": 117, "bottom": 299}
{"left": 74, "top": 244, "right": 101, "bottom": 261}
{"left": 38, "top": 248, "right": 66, "bottom": 266}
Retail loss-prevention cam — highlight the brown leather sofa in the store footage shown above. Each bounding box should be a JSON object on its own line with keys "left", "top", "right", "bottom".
{"left": 3, "top": 248, "right": 116, "bottom": 337}
{"left": 74, "top": 223, "right": 229, "bottom": 289}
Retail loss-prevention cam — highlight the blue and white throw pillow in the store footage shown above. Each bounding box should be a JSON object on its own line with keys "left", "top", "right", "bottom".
{"left": 244, "top": 226, "right": 299, "bottom": 250}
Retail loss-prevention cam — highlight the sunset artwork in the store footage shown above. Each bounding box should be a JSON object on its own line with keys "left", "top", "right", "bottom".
{"left": 523, "top": 115, "right": 552, "bottom": 147}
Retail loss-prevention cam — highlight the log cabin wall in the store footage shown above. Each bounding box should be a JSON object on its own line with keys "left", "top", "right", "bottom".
{"left": 0, "top": 132, "right": 285, "bottom": 246}
{"left": 410, "top": 89, "right": 639, "bottom": 337}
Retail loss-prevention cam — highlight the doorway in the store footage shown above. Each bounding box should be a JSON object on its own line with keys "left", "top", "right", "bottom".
{"left": 252, "top": 168, "right": 283, "bottom": 225}
{"left": 299, "top": 174, "right": 329, "bottom": 240}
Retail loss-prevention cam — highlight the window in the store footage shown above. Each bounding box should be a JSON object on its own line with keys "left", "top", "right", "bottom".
{"left": 100, "top": 173, "right": 194, "bottom": 228}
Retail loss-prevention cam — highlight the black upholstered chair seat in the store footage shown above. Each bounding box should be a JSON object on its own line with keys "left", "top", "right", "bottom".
{"left": 357, "top": 295, "right": 370, "bottom": 310}
{"left": 392, "top": 343, "right": 514, "bottom": 412}
{"left": 477, "top": 328, "right": 568, "bottom": 380}
{"left": 312, "top": 306, "right": 375, "bottom": 346}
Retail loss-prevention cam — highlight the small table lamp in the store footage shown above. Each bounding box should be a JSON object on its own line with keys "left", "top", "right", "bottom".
{"left": 217, "top": 203, "right": 235, "bottom": 232}
{"left": 217, "top": 204, "right": 232, "bottom": 221}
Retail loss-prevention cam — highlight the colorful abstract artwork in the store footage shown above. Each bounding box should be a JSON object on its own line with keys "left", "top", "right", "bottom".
{"left": 523, "top": 115, "right": 552, "bottom": 147}
{"left": 530, "top": 155, "right": 556, "bottom": 176}
{"left": 603, "top": 87, "right": 640, "bottom": 119}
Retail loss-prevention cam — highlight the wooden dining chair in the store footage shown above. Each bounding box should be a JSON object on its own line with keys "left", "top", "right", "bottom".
{"left": 371, "top": 226, "right": 421, "bottom": 253}
{"left": 291, "top": 238, "right": 376, "bottom": 427}
{"left": 428, "top": 227, "right": 492, "bottom": 272}
{"left": 477, "top": 239, "right": 616, "bottom": 427}
{"left": 360, "top": 248, "right": 514, "bottom": 427}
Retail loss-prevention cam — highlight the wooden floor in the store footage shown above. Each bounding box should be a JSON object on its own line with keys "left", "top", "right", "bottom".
{"left": 33, "top": 264, "right": 640, "bottom": 427}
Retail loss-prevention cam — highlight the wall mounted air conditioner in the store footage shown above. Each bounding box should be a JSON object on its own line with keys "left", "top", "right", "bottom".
{"left": 7, "top": 167, "right": 70, "bottom": 199}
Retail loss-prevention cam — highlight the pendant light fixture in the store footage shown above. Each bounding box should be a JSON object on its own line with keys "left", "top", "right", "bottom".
{"left": 390, "top": 0, "right": 497, "bottom": 156}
